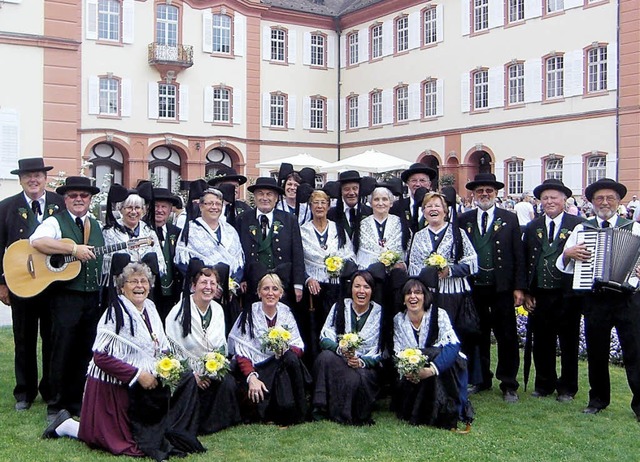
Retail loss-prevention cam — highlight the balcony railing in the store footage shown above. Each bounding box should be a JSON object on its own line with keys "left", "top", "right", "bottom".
{"left": 148, "top": 43, "right": 193, "bottom": 68}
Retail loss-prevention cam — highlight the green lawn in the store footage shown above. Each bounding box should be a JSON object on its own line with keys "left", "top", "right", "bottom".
{"left": 0, "top": 325, "right": 638, "bottom": 462}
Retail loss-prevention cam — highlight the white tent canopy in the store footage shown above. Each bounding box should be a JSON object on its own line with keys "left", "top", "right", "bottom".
{"left": 320, "top": 150, "right": 412, "bottom": 174}
{"left": 256, "top": 153, "right": 331, "bottom": 171}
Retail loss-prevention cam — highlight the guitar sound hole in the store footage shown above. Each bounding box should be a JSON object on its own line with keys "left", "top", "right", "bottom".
{"left": 49, "top": 255, "right": 65, "bottom": 269}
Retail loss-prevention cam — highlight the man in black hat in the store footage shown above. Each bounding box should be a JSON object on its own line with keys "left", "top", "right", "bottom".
{"left": 327, "top": 170, "right": 373, "bottom": 240}
{"left": 557, "top": 178, "right": 640, "bottom": 420}
{"left": 0, "top": 158, "right": 65, "bottom": 411}
{"left": 30, "top": 176, "right": 104, "bottom": 419}
{"left": 207, "top": 166, "right": 252, "bottom": 219}
{"left": 522, "top": 179, "right": 584, "bottom": 402}
{"left": 235, "top": 177, "right": 305, "bottom": 308}
{"left": 391, "top": 162, "right": 437, "bottom": 233}
{"left": 459, "top": 173, "right": 525, "bottom": 402}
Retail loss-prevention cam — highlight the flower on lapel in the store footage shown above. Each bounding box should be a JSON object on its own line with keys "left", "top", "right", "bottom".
{"left": 169, "top": 234, "right": 176, "bottom": 246}
{"left": 536, "top": 228, "right": 543, "bottom": 240}
{"left": 272, "top": 220, "right": 283, "bottom": 235}
{"left": 18, "top": 207, "right": 28, "bottom": 220}
{"left": 46, "top": 204, "right": 59, "bottom": 216}
{"left": 405, "top": 210, "right": 411, "bottom": 222}
{"left": 466, "top": 222, "right": 473, "bottom": 234}
{"left": 493, "top": 218, "right": 504, "bottom": 233}
{"left": 249, "top": 224, "right": 257, "bottom": 236}
{"left": 558, "top": 228, "right": 570, "bottom": 240}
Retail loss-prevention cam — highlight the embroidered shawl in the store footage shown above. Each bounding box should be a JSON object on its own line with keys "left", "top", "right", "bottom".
{"left": 356, "top": 214, "right": 406, "bottom": 269}
{"left": 393, "top": 307, "right": 459, "bottom": 354}
{"left": 320, "top": 299, "right": 382, "bottom": 359}
{"left": 102, "top": 219, "right": 167, "bottom": 277}
{"left": 300, "top": 220, "right": 355, "bottom": 283}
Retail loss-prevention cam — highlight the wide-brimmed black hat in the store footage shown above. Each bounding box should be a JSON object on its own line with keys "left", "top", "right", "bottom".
{"left": 532, "top": 179, "right": 573, "bottom": 200}
{"left": 400, "top": 162, "right": 437, "bottom": 183}
{"left": 10, "top": 157, "right": 54, "bottom": 175}
{"left": 247, "top": 177, "right": 284, "bottom": 195}
{"left": 465, "top": 173, "right": 504, "bottom": 191}
{"left": 207, "top": 166, "right": 247, "bottom": 186}
{"left": 56, "top": 176, "right": 100, "bottom": 195}
{"left": 375, "top": 177, "right": 404, "bottom": 197}
{"left": 337, "top": 170, "right": 363, "bottom": 184}
{"left": 584, "top": 178, "right": 627, "bottom": 202}
{"left": 152, "top": 188, "right": 181, "bottom": 207}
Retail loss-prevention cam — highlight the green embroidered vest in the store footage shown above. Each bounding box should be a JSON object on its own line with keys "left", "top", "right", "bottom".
{"left": 535, "top": 236, "right": 564, "bottom": 289}
{"left": 257, "top": 230, "right": 275, "bottom": 269}
{"left": 472, "top": 225, "right": 495, "bottom": 286}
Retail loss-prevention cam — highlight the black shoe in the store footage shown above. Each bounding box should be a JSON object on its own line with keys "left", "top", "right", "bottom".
{"left": 15, "top": 401, "right": 32, "bottom": 411}
{"left": 582, "top": 406, "right": 602, "bottom": 415}
{"left": 468, "top": 384, "right": 491, "bottom": 395}
{"left": 556, "top": 394, "right": 574, "bottom": 403}
{"left": 42, "top": 409, "right": 71, "bottom": 439}
{"left": 503, "top": 390, "right": 519, "bottom": 403}
{"left": 531, "top": 390, "right": 550, "bottom": 398}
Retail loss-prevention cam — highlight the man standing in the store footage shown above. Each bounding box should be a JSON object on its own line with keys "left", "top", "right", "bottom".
{"left": 0, "top": 158, "right": 65, "bottom": 411}
{"left": 30, "top": 176, "right": 103, "bottom": 419}
{"left": 459, "top": 173, "right": 525, "bottom": 402}
{"left": 557, "top": 178, "right": 640, "bottom": 420}
{"left": 390, "top": 162, "right": 437, "bottom": 233}
{"left": 327, "top": 170, "right": 373, "bottom": 243}
{"left": 514, "top": 192, "right": 535, "bottom": 234}
{"left": 523, "top": 179, "right": 584, "bottom": 401}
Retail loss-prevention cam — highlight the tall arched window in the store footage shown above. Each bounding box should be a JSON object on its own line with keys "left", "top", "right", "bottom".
{"left": 205, "top": 148, "right": 233, "bottom": 177}
{"left": 149, "top": 145, "right": 181, "bottom": 191}
{"left": 89, "top": 142, "right": 124, "bottom": 188}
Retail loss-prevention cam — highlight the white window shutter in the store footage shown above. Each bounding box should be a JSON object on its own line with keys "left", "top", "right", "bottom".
{"left": 436, "top": 5, "right": 444, "bottom": 43}
{"left": 86, "top": 0, "right": 98, "bottom": 40}
{"left": 488, "top": 66, "right": 504, "bottom": 108}
{"left": 233, "top": 88, "right": 243, "bottom": 125}
{"left": 327, "top": 99, "right": 335, "bottom": 132}
{"left": 234, "top": 14, "right": 246, "bottom": 57}
{"left": 339, "top": 34, "right": 346, "bottom": 68}
{"left": 525, "top": 0, "right": 542, "bottom": 19}
{"left": 524, "top": 58, "right": 542, "bottom": 103}
{"left": 340, "top": 98, "right": 346, "bottom": 131}
{"left": 607, "top": 42, "right": 617, "bottom": 90}
{"left": 460, "top": 73, "right": 470, "bottom": 113}
{"left": 359, "top": 94, "right": 369, "bottom": 127}
{"left": 148, "top": 82, "right": 159, "bottom": 119}
{"left": 203, "top": 86, "right": 213, "bottom": 123}
{"left": 382, "top": 20, "right": 393, "bottom": 56}
{"left": 302, "top": 96, "right": 311, "bottom": 130}
{"left": 202, "top": 12, "right": 213, "bottom": 53}
{"left": 565, "top": 0, "right": 583, "bottom": 9}
{"left": 121, "top": 78, "right": 132, "bottom": 117}
{"left": 262, "top": 26, "right": 271, "bottom": 61}
{"left": 564, "top": 50, "right": 584, "bottom": 97}
{"left": 436, "top": 79, "right": 444, "bottom": 117}
{"left": 488, "top": 0, "right": 504, "bottom": 29}
{"left": 288, "top": 95, "right": 296, "bottom": 129}
{"left": 288, "top": 30, "right": 297, "bottom": 64}
{"left": 327, "top": 35, "right": 336, "bottom": 68}
{"left": 122, "top": 0, "right": 134, "bottom": 44}
{"left": 461, "top": 0, "right": 470, "bottom": 36}
{"left": 382, "top": 89, "right": 393, "bottom": 124}
{"left": 179, "top": 85, "right": 189, "bottom": 121}
{"left": 408, "top": 83, "right": 420, "bottom": 120}
{"left": 303, "top": 32, "right": 311, "bottom": 65}
{"left": 262, "top": 93, "right": 270, "bottom": 126}
{"left": 88, "top": 76, "right": 99, "bottom": 115}
{"left": 359, "top": 29, "right": 369, "bottom": 62}
{"left": 408, "top": 12, "right": 420, "bottom": 50}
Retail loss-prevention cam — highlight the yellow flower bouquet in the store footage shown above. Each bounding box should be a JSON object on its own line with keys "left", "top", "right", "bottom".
{"left": 395, "top": 348, "right": 429, "bottom": 379}
{"left": 338, "top": 332, "right": 363, "bottom": 357}
{"left": 155, "top": 353, "right": 185, "bottom": 394}
{"left": 378, "top": 249, "right": 402, "bottom": 268}
{"left": 324, "top": 255, "right": 344, "bottom": 279}
{"left": 425, "top": 252, "right": 448, "bottom": 270}
{"left": 202, "top": 350, "right": 231, "bottom": 381}
{"left": 260, "top": 325, "right": 292, "bottom": 356}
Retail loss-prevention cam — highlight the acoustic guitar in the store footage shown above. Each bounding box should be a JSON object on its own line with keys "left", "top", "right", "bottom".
{"left": 3, "top": 237, "right": 153, "bottom": 298}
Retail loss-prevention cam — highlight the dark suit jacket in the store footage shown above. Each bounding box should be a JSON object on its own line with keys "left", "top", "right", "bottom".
{"left": 0, "top": 190, "right": 65, "bottom": 285}
{"left": 390, "top": 197, "right": 420, "bottom": 233}
{"left": 458, "top": 207, "right": 527, "bottom": 293}
{"left": 327, "top": 204, "right": 372, "bottom": 238}
{"left": 522, "top": 213, "right": 585, "bottom": 292}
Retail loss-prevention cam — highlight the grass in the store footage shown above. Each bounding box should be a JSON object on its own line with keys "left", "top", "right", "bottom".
{"left": 0, "top": 325, "right": 639, "bottom": 462}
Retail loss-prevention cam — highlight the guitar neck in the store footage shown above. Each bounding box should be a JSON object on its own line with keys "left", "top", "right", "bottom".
{"left": 62, "top": 241, "right": 132, "bottom": 264}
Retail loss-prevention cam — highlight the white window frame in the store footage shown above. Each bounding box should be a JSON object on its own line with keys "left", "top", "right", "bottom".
{"left": 348, "top": 32, "right": 359, "bottom": 65}
{"left": 213, "top": 87, "right": 230, "bottom": 123}
{"left": 423, "top": 80, "right": 437, "bottom": 118}
{"left": 371, "top": 91, "right": 383, "bottom": 126}
{"left": 508, "top": 62, "right": 525, "bottom": 105}
{"left": 310, "top": 33, "right": 325, "bottom": 67}
{"left": 348, "top": 96, "right": 359, "bottom": 129}
{"left": 99, "top": 77, "right": 119, "bottom": 115}
{"left": 507, "top": 160, "right": 524, "bottom": 195}
{"left": 310, "top": 97, "right": 325, "bottom": 130}
{"left": 271, "top": 28, "right": 286, "bottom": 62}
{"left": 158, "top": 83, "right": 177, "bottom": 119}
{"left": 546, "top": 55, "right": 564, "bottom": 99}
{"left": 473, "top": 70, "right": 489, "bottom": 110}
{"left": 212, "top": 14, "right": 231, "bottom": 54}
{"left": 545, "top": 158, "right": 563, "bottom": 180}
{"left": 547, "top": 0, "right": 564, "bottom": 13}
{"left": 270, "top": 94, "right": 286, "bottom": 127}
{"left": 586, "top": 156, "right": 606, "bottom": 185}
{"left": 423, "top": 8, "right": 437, "bottom": 45}
{"left": 98, "top": 0, "right": 120, "bottom": 41}
{"left": 396, "top": 16, "right": 409, "bottom": 53}
{"left": 588, "top": 46, "right": 608, "bottom": 93}
{"left": 371, "top": 24, "right": 383, "bottom": 60}
{"left": 508, "top": 0, "right": 525, "bottom": 23}
{"left": 474, "top": 0, "right": 489, "bottom": 33}
{"left": 395, "top": 86, "right": 409, "bottom": 122}
{"left": 156, "top": 4, "right": 178, "bottom": 47}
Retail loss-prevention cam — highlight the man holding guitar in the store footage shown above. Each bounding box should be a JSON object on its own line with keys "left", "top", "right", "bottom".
{"left": 0, "top": 158, "right": 65, "bottom": 412}
{"left": 30, "top": 176, "right": 104, "bottom": 420}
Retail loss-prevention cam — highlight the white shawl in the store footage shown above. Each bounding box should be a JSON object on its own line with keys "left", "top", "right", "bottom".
{"left": 102, "top": 219, "right": 167, "bottom": 277}
{"left": 356, "top": 214, "right": 406, "bottom": 269}
{"left": 393, "top": 307, "right": 459, "bottom": 354}
{"left": 300, "top": 220, "right": 355, "bottom": 283}
{"left": 320, "top": 299, "right": 382, "bottom": 359}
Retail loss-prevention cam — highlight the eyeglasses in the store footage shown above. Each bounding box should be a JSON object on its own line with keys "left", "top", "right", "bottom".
{"left": 123, "top": 205, "right": 143, "bottom": 211}
{"left": 67, "top": 192, "right": 91, "bottom": 199}
{"left": 406, "top": 289, "right": 424, "bottom": 295}
{"left": 126, "top": 279, "right": 150, "bottom": 286}
{"left": 592, "top": 195, "right": 618, "bottom": 203}
{"left": 475, "top": 188, "right": 495, "bottom": 195}
{"left": 197, "top": 280, "right": 218, "bottom": 288}
{"left": 310, "top": 200, "right": 328, "bottom": 206}
{"left": 201, "top": 201, "right": 223, "bottom": 208}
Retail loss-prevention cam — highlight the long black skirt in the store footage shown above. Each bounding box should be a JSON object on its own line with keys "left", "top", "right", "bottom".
{"left": 197, "top": 373, "right": 241, "bottom": 434}
{"left": 305, "top": 282, "right": 341, "bottom": 363}
{"left": 312, "top": 350, "right": 380, "bottom": 425}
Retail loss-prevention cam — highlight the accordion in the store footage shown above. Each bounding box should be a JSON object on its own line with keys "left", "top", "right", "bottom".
{"left": 572, "top": 227, "right": 640, "bottom": 292}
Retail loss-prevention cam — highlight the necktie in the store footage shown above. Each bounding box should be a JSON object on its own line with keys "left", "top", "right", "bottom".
{"left": 481, "top": 211, "right": 488, "bottom": 235}
{"left": 349, "top": 208, "right": 356, "bottom": 227}
{"left": 602, "top": 220, "right": 610, "bottom": 228}
{"left": 260, "top": 214, "right": 269, "bottom": 240}
{"left": 31, "top": 200, "right": 41, "bottom": 217}
{"left": 156, "top": 226, "right": 164, "bottom": 243}
{"left": 75, "top": 217, "right": 84, "bottom": 232}
{"left": 548, "top": 220, "right": 555, "bottom": 242}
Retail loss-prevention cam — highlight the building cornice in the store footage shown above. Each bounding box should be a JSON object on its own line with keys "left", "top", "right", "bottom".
{"left": 0, "top": 31, "right": 80, "bottom": 50}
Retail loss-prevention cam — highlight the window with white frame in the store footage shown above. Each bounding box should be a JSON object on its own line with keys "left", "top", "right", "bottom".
{"left": 213, "top": 87, "right": 230, "bottom": 123}
{"left": 149, "top": 146, "right": 181, "bottom": 190}
{"left": 546, "top": 55, "right": 564, "bottom": 99}
{"left": 89, "top": 142, "right": 124, "bottom": 187}
{"left": 545, "top": 158, "right": 563, "bottom": 180}
{"left": 205, "top": 148, "right": 234, "bottom": 178}
{"left": 371, "top": 24, "right": 383, "bottom": 59}
{"left": 588, "top": 46, "right": 608, "bottom": 93}
{"left": 586, "top": 156, "right": 606, "bottom": 185}
{"left": 371, "top": 91, "right": 383, "bottom": 126}
{"left": 310, "top": 97, "right": 325, "bottom": 130}
{"left": 156, "top": 4, "right": 178, "bottom": 47}
{"left": 271, "top": 28, "right": 286, "bottom": 62}
{"left": 348, "top": 32, "right": 359, "bottom": 65}
{"left": 396, "top": 86, "right": 409, "bottom": 122}
{"left": 424, "top": 8, "right": 437, "bottom": 45}
{"left": 474, "top": 0, "right": 489, "bottom": 32}
{"left": 423, "top": 80, "right": 437, "bottom": 117}
{"left": 270, "top": 94, "right": 285, "bottom": 127}
{"left": 99, "top": 77, "right": 119, "bottom": 115}
{"left": 507, "top": 160, "right": 524, "bottom": 195}
{"left": 310, "top": 33, "right": 325, "bottom": 67}
{"left": 158, "top": 84, "right": 177, "bottom": 119}
{"left": 508, "top": 0, "right": 525, "bottom": 23}
{"left": 396, "top": 16, "right": 409, "bottom": 53}
{"left": 546, "top": 0, "right": 564, "bottom": 13}
{"left": 508, "top": 62, "right": 525, "bottom": 105}
{"left": 347, "top": 96, "right": 358, "bottom": 129}
{"left": 98, "top": 0, "right": 120, "bottom": 41}
{"left": 473, "top": 70, "right": 489, "bottom": 110}
{"left": 213, "top": 14, "right": 231, "bottom": 54}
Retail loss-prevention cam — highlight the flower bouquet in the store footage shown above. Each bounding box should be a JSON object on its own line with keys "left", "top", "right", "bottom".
{"left": 229, "top": 276, "right": 240, "bottom": 296}
{"left": 202, "top": 350, "right": 231, "bottom": 381}
{"left": 155, "top": 353, "right": 185, "bottom": 394}
{"left": 324, "top": 255, "right": 344, "bottom": 281}
{"left": 260, "top": 325, "right": 292, "bottom": 357}
{"left": 395, "top": 348, "right": 429, "bottom": 380}
{"left": 425, "top": 252, "right": 448, "bottom": 270}
{"left": 338, "top": 332, "right": 363, "bottom": 357}
{"left": 378, "top": 249, "right": 402, "bottom": 269}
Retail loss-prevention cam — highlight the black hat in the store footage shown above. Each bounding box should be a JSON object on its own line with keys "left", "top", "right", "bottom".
{"left": 359, "top": 176, "right": 378, "bottom": 196}
{"left": 465, "top": 173, "right": 504, "bottom": 191}
{"left": 322, "top": 181, "right": 341, "bottom": 199}
{"left": 10, "top": 157, "right": 54, "bottom": 175}
{"left": 298, "top": 168, "right": 317, "bottom": 187}
{"left": 213, "top": 183, "right": 236, "bottom": 205}
{"left": 247, "top": 177, "right": 284, "bottom": 195}
{"left": 441, "top": 186, "right": 457, "bottom": 208}
{"left": 152, "top": 188, "right": 181, "bottom": 207}
{"left": 134, "top": 180, "right": 154, "bottom": 204}
{"left": 400, "top": 162, "right": 437, "bottom": 183}
{"left": 376, "top": 177, "right": 404, "bottom": 197}
{"left": 532, "top": 179, "right": 573, "bottom": 200}
{"left": 336, "top": 170, "right": 364, "bottom": 184}
{"left": 207, "top": 166, "right": 247, "bottom": 186}
{"left": 584, "top": 178, "right": 627, "bottom": 202}
{"left": 56, "top": 176, "right": 100, "bottom": 195}
{"left": 277, "top": 163, "right": 295, "bottom": 187}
